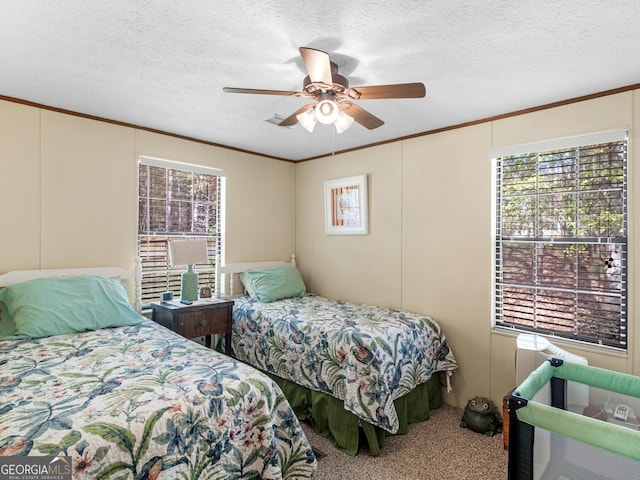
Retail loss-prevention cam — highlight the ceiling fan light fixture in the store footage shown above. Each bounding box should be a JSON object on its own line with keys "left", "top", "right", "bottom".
{"left": 296, "top": 108, "right": 317, "bottom": 132}
{"left": 315, "top": 95, "right": 340, "bottom": 125}
{"left": 334, "top": 110, "right": 354, "bottom": 134}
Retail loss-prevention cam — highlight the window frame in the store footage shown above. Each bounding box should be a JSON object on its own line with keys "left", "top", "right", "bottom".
{"left": 491, "top": 131, "right": 628, "bottom": 350}
{"left": 137, "top": 156, "right": 225, "bottom": 307}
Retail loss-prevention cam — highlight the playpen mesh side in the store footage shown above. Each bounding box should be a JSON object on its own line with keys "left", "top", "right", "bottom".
{"left": 509, "top": 359, "right": 640, "bottom": 480}
{"left": 536, "top": 429, "right": 638, "bottom": 480}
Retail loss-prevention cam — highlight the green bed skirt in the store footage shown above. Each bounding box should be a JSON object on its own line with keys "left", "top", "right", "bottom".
{"left": 266, "top": 372, "right": 443, "bottom": 456}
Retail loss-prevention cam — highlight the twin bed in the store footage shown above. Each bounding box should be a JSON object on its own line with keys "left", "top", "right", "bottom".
{"left": 219, "top": 258, "right": 458, "bottom": 456}
{"left": 0, "top": 268, "right": 316, "bottom": 479}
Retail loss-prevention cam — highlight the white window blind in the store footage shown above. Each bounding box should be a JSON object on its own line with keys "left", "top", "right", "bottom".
{"left": 493, "top": 132, "right": 627, "bottom": 349}
{"left": 138, "top": 157, "right": 224, "bottom": 305}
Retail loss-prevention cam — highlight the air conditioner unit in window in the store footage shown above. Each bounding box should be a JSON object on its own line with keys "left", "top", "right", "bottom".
{"left": 515, "top": 333, "right": 589, "bottom": 412}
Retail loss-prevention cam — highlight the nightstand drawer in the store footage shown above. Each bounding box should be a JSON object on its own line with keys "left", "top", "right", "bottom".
{"left": 175, "top": 309, "right": 228, "bottom": 338}
{"left": 150, "top": 299, "right": 234, "bottom": 356}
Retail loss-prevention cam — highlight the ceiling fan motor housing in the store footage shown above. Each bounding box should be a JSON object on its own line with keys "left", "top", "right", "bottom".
{"left": 302, "top": 62, "right": 349, "bottom": 93}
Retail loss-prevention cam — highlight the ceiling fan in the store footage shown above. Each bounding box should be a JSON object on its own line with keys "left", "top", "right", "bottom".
{"left": 223, "top": 47, "right": 426, "bottom": 133}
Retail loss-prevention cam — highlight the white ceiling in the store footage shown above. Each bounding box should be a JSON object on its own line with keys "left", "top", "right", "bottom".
{"left": 2, "top": 1, "right": 640, "bottom": 161}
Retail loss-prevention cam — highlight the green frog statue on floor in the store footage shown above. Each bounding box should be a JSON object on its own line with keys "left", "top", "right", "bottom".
{"left": 460, "top": 396, "right": 503, "bottom": 436}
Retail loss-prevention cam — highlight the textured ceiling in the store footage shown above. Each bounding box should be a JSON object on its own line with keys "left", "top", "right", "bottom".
{"left": 1, "top": 1, "right": 640, "bottom": 161}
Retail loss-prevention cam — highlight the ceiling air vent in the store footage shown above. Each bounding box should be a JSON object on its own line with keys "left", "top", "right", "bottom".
{"left": 264, "top": 114, "right": 297, "bottom": 128}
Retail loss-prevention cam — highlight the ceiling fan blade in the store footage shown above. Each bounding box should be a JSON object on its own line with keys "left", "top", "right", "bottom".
{"left": 340, "top": 102, "right": 384, "bottom": 130}
{"left": 299, "top": 47, "right": 333, "bottom": 86}
{"left": 351, "top": 82, "right": 426, "bottom": 100}
{"left": 223, "top": 87, "right": 300, "bottom": 96}
{"left": 279, "top": 104, "right": 315, "bottom": 127}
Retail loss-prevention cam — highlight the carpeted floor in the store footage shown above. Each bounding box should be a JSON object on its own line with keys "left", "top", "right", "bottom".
{"left": 301, "top": 404, "right": 508, "bottom": 480}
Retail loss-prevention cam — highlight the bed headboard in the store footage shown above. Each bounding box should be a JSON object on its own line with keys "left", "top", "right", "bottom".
{"left": 217, "top": 254, "right": 296, "bottom": 297}
{"left": 0, "top": 267, "right": 134, "bottom": 287}
{"left": 0, "top": 267, "right": 138, "bottom": 312}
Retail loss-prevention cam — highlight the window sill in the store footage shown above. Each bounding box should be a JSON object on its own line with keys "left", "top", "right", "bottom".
{"left": 491, "top": 326, "right": 628, "bottom": 359}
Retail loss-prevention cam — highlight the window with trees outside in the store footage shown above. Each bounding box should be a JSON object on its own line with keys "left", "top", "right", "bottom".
{"left": 138, "top": 157, "right": 224, "bottom": 306}
{"left": 493, "top": 132, "right": 627, "bottom": 350}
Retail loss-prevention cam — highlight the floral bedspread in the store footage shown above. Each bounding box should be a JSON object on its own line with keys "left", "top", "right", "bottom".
{"left": 232, "top": 295, "right": 458, "bottom": 433}
{"left": 0, "top": 319, "right": 316, "bottom": 480}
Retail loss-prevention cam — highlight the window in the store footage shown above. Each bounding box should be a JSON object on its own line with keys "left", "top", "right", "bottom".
{"left": 138, "top": 157, "right": 224, "bottom": 305}
{"left": 493, "top": 132, "right": 627, "bottom": 349}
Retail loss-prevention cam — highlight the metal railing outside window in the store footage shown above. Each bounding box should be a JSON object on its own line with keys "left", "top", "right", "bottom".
{"left": 138, "top": 157, "right": 224, "bottom": 306}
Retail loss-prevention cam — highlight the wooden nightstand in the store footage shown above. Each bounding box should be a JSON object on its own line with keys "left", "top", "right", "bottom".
{"left": 150, "top": 299, "right": 234, "bottom": 356}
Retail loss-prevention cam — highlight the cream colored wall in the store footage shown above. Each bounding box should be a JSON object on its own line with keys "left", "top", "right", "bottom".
{"left": 223, "top": 149, "right": 296, "bottom": 264}
{"left": 295, "top": 143, "right": 403, "bottom": 308}
{"left": 0, "top": 102, "right": 40, "bottom": 271}
{"left": 296, "top": 90, "right": 639, "bottom": 410}
{"left": 0, "top": 99, "right": 296, "bottom": 287}
{"left": 402, "top": 124, "right": 493, "bottom": 408}
{"left": 40, "top": 111, "right": 137, "bottom": 268}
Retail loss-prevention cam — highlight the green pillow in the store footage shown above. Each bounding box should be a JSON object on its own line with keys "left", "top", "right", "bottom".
{"left": 0, "top": 276, "right": 143, "bottom": 339}
{"left": 239, "top": 271, "right": 257, "bottom": 298}
{"left": 243, "top": 265, "right": 306, "bottom": 303}
{"left": 0, "top": 303, "right": 16, "bottom": 337}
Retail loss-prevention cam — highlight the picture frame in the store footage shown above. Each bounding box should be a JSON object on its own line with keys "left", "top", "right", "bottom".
{"left": 324, "top": 174, "right": 368, "bottom": 235}
{"left": 199, "top": 286, "right": 212, "bottom": 298}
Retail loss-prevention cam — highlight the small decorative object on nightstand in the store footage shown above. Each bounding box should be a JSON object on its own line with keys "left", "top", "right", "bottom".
{"left": 200, "top": 286, "right": 212, "bottom": 298}
{"left": 150, "top": 299, "right": 234, "bottom": 356}
{"left": 161, "top": 291, "right": 174, "bottom": 303}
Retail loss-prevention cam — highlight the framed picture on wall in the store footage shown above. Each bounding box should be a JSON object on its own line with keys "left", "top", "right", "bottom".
{"left": 324, "top": 174, "right": 368, "bottom": 235}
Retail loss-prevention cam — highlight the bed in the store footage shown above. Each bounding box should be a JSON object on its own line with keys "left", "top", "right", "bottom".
{"left": 0, "top": 268, "right": 316, "bottom": 480}
{"left": 218, "top": 258, "right": 458, "bottom": 456}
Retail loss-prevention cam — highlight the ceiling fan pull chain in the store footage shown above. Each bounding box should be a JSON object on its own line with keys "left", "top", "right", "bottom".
{"left": 331, "top": 122, "right": 336, "bottom": 155}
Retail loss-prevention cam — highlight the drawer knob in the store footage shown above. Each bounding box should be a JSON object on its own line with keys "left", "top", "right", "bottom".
{"left": 199, "top": 320, "right": 209, "bottom": 328}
